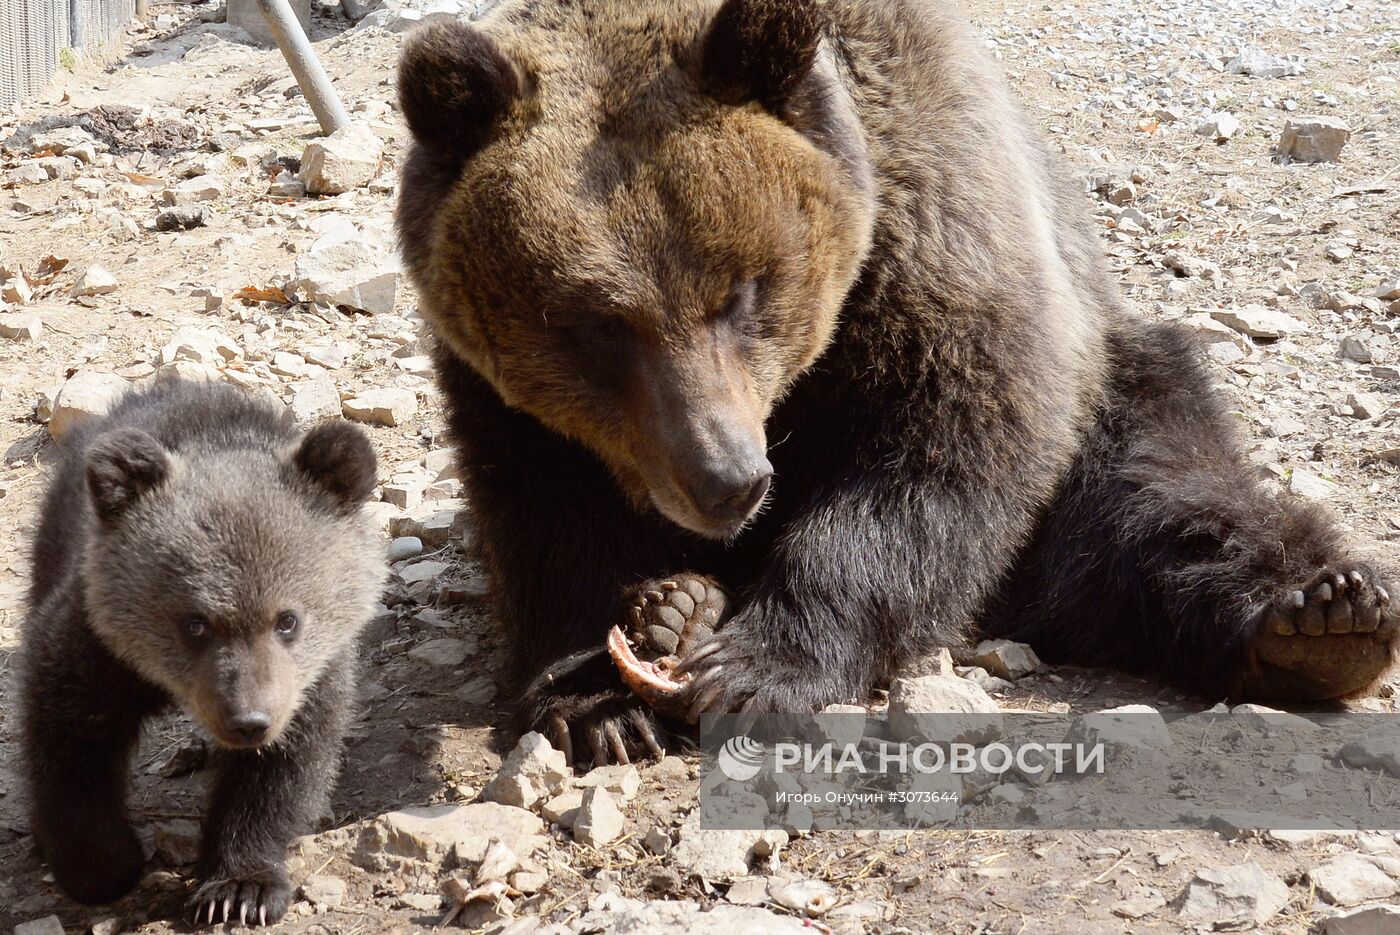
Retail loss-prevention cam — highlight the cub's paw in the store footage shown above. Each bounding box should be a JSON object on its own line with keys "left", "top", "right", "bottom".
{"left": 43, "top": 813, "right": 144, "bottom": 905}
{"left": 1244, "top": 565, "right": 1398, "bottom": 701}
{"left": 190, "top": 866, "right": 291, "bottom": 928}
{"left": 608, "top": 575, "right": 729, "bottom": 717}
{"left": 535, "top": 690, "right": 671, "bottom": 769}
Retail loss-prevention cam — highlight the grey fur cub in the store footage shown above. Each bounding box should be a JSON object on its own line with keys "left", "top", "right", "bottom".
{"left": 20, "top": 378, "right": 385, "bottom": 926}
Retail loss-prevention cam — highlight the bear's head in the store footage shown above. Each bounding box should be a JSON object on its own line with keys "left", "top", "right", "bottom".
{"left": 81, "top": 421, "right": 383, "bottom": 750}
{"left": 397, "top": 0, "right": 875, "bottom": 539}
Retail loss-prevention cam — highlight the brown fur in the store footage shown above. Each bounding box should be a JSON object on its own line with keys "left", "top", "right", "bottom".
{"left": 397, "top": 0, "right": 1394, "bottom": 766}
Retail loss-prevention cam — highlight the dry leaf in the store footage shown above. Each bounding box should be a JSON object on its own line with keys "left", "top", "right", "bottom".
{"left": 1137, "top": 118, "right": 1160, "bottom": 134}
{"left": 232, "top": 285, "right": 292, "bottom": 305}
{"left": 26, "top": 255, "right": 69, "bottom": 286}
{"left": 122, "top": 170, "right": 165, "bottom": 187}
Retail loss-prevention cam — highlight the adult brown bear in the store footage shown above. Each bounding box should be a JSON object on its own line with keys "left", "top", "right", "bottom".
{"left": 395, "top": 0, "right": 1396, "bottom": 767}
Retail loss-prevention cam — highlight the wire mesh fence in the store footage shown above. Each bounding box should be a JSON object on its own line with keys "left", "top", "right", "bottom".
{"left": 1, "top": 0, "right": 136, "bottom": 109}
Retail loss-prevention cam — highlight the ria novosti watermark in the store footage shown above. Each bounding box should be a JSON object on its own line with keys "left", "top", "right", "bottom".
{"left": 719, "top": 734, "right": 1106, "bottom": 781}
{"left": 699, "top": 711, "right": 1400, "bottom": 832}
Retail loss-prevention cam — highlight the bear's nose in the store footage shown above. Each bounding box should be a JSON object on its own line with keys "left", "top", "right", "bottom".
{"left": 226, "top": 710, "right": 272, "bottom": 745}
{"left": 691, "top": 457, "right": 774, "bottom": 523}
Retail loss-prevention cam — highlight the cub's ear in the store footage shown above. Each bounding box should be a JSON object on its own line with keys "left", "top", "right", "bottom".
{"left": 398, "top": 20, "right": 520, "bottom": 155}
{"left": 701, "top": 0, "right": 827, "bottom": 109}
{"left": 291, "top": 421, "right": 378, "bottom": 515}
{"left": 86, "top": 428, "right": 171, "bottom": 524}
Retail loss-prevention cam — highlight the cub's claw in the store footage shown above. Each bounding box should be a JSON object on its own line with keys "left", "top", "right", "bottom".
{"left": 189, "top": 869, "right": 291, "bottom": 928}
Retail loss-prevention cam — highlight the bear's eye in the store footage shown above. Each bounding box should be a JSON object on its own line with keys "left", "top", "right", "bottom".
{"left": 716, "top": 278, "right": 757, "bottom": 324}
{"left": 575, "top": 316, "right": 630, "bottom": 346}
{"left": 182, "top": 615, "right": 211, "bottom": 641}
{"left": 275, "top": 611, "right": 301, "bottom": 639}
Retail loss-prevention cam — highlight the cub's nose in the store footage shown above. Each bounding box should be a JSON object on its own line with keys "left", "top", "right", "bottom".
{"left": 691, "top": 458, "right": 774, "bottom": 523}
{"left": 225, "top": 710, "right": 272, "bottom": 746}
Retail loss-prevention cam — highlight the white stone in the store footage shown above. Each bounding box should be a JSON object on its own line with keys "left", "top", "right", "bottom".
{"left": 0, "top": 312, "right": 43, "bottom": 341}
{"left": 1289, "top": 468, "right": 1338, "bottom": 500}
{"left": 161, "top": 327, "right": 241, "bottom": 365}
{"left": 887, "top": 674, "right": 1002, "bottom": 745}
{"left": 386, "top": 536, "right": 423, "bottom": 562}
{"left": 1325, "top": 905, "right": 1400, "bottom": 935}
{"left": 299, "top": 874, "right": 347, "bottom": 908}
{"left": 1340, "top": 727, "right": 1400, "bottom": 778}
{"left": 227, "top": 0, "right": 310, "bottom": 45}
{"left": 1310, "top": 855, "right": 1400, "bottom": 907}
{"left": 1197, "top": 111, "right": 1241, "bottom": 141}
{"left": 13, "top": 917, "right": 65, "bottom": 935}
{"left": 49, "top": 370, "right": 129, "bottom": 438}
{"left": 299, "top": 125, "right": 384, "bottom": 195}
{"left": 1278, "top": 116, "right": 1351, "bottom": 163}
{"left": 542, "top": 790, "right": 584, "bottom": 828}
{"left": 669, "top": 812, "right": 784, "bottom": 882}
{"left": 1347, "top": 392, "right": 1388, "bottom": 421}
{"left": 481, "top": 732, "right": 570, "bottom": 810}
{"left": 967, "top": 639, "right": 1041, "bottom": 679}
{"left": 353, "top": 802, "right": 545, "bottom": 871}
{"left": 1209, "top": 305, "right": 1305, "bottom": 340}
{"left": 1064, "top": 704, "right": 1172, "bottom": 755}
{"left": 290, "top": 373, "right": 341, "bottom": 423}
{"left": 162, "top": 176, "right": 223, "bottom": 206}
{"left": 343, "top": 388, "right": 417, "bottom": 426}
{"left": 574, "top": 786, "right": 626, "bottom": 848}
{"left": 289, "top": 235, "right": 399, "bottom": 315}
{"left": 1226, "top": 48, "right": 1304, "bottom": 78}
{"left": 577, "top": 896, "right": 809, "bottom": 934}
{"left": 71, "top": 265, "right": 119, "bottom": 296}
{"left": 577, "top": 764, "right": 641, "bottom": 802}
{"left": 1178, "top": 863, "right": 1288, "bottom": 928}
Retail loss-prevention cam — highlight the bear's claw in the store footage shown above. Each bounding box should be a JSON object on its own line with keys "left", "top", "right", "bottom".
{"left": 536, "top": 690, "right": 668, "bottom": 769}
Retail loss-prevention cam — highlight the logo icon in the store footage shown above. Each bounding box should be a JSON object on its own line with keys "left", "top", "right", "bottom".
{"left": 717, "top": 735, "right": 766, "bottom": 781}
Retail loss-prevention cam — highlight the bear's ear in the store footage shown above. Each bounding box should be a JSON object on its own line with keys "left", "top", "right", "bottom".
{"left": 291, "top": 421, "right": 378, "bottom": 515}
{"left": 86, "top": 428, "right": 171, "bottom": 524}
{"left": 700, "top": 0, "right": 827, "bottom": 109}
{"left": 397, "top": 20, "right": 520, "bottom": 156}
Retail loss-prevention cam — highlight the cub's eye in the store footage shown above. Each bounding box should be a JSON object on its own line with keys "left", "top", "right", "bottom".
{"left": 182, "top": 615, "right": 210, "bottom": 640}
{"left": 275, "top": 611, "right": 301, "bottom": 639}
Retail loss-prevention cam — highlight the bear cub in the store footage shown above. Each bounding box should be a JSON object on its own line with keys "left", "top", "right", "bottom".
{"left": 20, "top": 379, "right": 384, "bottom": 926}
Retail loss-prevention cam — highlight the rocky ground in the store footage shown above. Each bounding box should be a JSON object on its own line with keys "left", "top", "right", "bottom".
{"left": 0, "top": 0, "right": 1398, "bottom": 932}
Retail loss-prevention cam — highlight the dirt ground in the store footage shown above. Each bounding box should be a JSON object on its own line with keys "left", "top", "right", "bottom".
{"left": 0, "top": 0, "right": 1398, "bottom": 932}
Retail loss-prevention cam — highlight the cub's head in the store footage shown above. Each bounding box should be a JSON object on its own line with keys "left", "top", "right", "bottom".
{"left": 397, "top": 0, "right": 875, "bottom": 538}
{"left": 82, "top": 421, "right": 383, "bottom": 750}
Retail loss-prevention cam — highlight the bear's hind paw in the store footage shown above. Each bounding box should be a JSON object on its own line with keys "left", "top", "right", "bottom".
{"left": 1243, "top": 565, "right": 1398, "bottom": 701}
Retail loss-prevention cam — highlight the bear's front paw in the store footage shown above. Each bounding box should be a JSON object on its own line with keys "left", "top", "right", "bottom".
{"left": 608, "top": 574, "right": 729, "bottom": 718}
{"left": 1243, "top": 565, "right": 1398, "bottom": 701}
{"left": 190, "top": 865, "right": 291, "bottom": 928}
{"left": 674, "top": 622, "right": 837, "bottom": 722}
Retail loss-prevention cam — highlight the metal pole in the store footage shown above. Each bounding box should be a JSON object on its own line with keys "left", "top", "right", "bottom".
{"left": 69, "top": 0, "right": 84, "bottom": 50}
{"left": 135, "top": 0, "right": 149, "bottom": 20}
{"left": 253, "top": 0, "right": 351, "bottom": 136}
